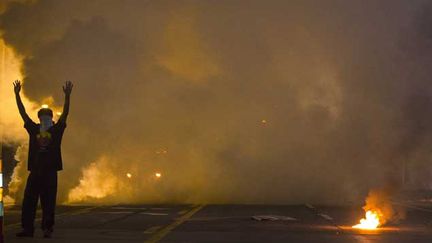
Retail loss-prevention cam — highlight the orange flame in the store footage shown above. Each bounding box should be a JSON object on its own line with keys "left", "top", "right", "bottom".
{"left": 352, "top": 210, "right": 381, "bottom": 230}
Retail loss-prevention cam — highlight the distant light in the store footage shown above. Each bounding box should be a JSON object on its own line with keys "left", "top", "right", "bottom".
{"left": 41, "top": 104, "right": 49, "bottom": 108}
{"left": 156, "top": 149, "right": 168, "bottom": 154}
{"left": 126, "top": 173, "right": 132, "bottom": 178}
{"left": 56, "top": 112, "right": 62, "bottom": 116}
{"left": 155, "top": 172, "right": 161, "bottom": 178}
{"left": 261, "top": 119, "right": 267, "bottom": 124}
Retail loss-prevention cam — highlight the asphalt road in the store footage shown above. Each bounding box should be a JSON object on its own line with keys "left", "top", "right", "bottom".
{"left": 3, "top": 203, "right": 432, "bottom": 242}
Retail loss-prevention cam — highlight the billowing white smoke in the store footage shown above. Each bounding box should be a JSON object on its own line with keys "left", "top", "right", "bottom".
{"left": 0, "top": 40, "right": 43, "bottom": 204}
{"left": 67, "top": 156, "right": 120, "bottom": 203}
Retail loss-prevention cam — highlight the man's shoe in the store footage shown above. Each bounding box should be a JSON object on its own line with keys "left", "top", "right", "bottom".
{"left": 16, "top": 230, "right": 34, "bottom": 237}
{"left": 43, "top": 228, "right": 53, "bottom": 238}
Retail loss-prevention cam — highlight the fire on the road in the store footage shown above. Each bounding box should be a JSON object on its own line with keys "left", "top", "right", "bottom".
{"left": 351, "top": 188, "right": 400, "bottom": 230}
{"left": 352, "top": 210, "right": 381, "bottom": 230}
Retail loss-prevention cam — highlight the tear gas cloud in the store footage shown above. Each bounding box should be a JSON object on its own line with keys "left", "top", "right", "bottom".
{"left": 1, "top": 0, "right": 432, "bottom": 205}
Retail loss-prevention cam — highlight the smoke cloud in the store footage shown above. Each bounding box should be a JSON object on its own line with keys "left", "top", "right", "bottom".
{"left": 1, "top": 0, "right": 432, "bottom": 205}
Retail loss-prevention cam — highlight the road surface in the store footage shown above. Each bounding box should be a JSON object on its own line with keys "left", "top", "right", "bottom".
{"left": 4, "top": 203, "right": 432, "bottom": 242}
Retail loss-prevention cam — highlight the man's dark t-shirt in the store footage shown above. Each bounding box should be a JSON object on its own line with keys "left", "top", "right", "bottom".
{"left": 24, "top": 120, "right": 66, "bottom": 172}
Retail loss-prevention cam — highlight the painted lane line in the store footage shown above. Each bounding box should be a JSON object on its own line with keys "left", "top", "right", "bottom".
{"left": 90, "top": 207, "right": 167, "bottom": 228}
{"left": 144, "top": 205, "right": 205, "bottom": 243}
{"left": 65, "top": 206, "right": 100, "bottom": 216}
{"left": 304, "top": 204, "right": 344, "bottom": 233}
{"left": 177, "top": 210, "right": 188, "bottom": 215}
{"left": 111, "top": 207, "right": 148, "bottom": 210}
{"left": 144, "top": 226, "right": 162, "bottom": 234}
{"left": 318, "top": 213, "right": 334, "bottom": 221}
{"left": 305, "top": 203, "right": 315, "bottom": 209}
{"left": 140, "top": 212, "right": 169, "bottom": 216}
{"left": 102, "top": 211, "right": 135, "bottom": 214}
{"left": 252, "top": 215, "right": 297, "bottom": 221}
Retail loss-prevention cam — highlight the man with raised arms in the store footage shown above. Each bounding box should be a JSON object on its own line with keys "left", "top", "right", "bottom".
{"left": 13, "top": 80, "right": 73, "bottom": 238}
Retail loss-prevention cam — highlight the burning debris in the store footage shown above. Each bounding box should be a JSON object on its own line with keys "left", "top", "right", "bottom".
{"left": 353, "top": 210, "right": 381, "bottom": 229}
{"left": 352, "top": 188, "right": 405, "bottom": 230}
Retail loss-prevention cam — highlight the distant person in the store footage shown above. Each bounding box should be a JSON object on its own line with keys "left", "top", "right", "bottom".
{"left": 13, "top": 80, "right": 73, "bottom": 238}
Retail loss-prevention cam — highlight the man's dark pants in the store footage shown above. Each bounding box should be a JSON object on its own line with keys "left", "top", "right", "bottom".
{"left": 21, "top": 170, "right": 57, "bottom": 232}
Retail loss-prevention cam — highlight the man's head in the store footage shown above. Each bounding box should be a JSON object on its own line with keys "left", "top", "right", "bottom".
{"left": 38, "top": 108, "right": 53, "bottom": 119}
{"left": 38, "top": 108, "right": 54, "bottom": 131}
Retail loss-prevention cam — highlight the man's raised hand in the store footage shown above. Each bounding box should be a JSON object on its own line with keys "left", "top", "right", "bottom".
{"left": 13, "top": 80, "right": 22, "bottom": 94}
{"left": 63, "top": 81, "right": 73, "bottom": 96}
{"left": 59, "top": 81, "right": 72, "bottom": 123}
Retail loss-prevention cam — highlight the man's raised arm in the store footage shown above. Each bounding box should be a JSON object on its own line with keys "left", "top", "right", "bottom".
{"left": 58, "top": 81, "right": 73, "bottom": 124}
{"left": 13, "top": 80, "right": 32, "bottom": 124}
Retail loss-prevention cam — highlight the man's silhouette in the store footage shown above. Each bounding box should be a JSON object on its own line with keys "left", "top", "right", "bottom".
{"left": 13, "top": 80, "right": 73, "bottom": 238}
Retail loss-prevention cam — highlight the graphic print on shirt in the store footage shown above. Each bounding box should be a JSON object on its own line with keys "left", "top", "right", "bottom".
{"left": 37, "top": 131, "right": 52, "bottom": 152}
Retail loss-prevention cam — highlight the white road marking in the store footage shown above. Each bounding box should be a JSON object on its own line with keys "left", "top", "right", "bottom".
{"left": 177, "top": 210, "right": 188, "bottom": 215}
{"left": 102, "top": 211, "right": 134, "bottom": 214}
{"left": 140, "top": 212, "right": 169, "bottom": 216}
{"left": 318, "top": 213, "right": 334, "bottom": 221}
{"left": 111, "top": 207, "right": 148, "bottom": 210}
{"left": 252, "top": 215, "right": 297, "bottom": 221}
{"left": 305, "top": 204, "right": 315, "bottom": 209}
